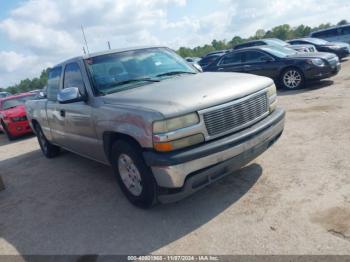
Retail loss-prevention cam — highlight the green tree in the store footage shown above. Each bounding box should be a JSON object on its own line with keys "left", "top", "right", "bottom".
{"left": 337, "top": 19, "right": 348, "bottom": 26}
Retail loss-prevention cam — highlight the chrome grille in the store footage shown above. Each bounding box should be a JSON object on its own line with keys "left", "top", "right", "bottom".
{"left": 203, "top": 92, "right": 269, "bottom": 137}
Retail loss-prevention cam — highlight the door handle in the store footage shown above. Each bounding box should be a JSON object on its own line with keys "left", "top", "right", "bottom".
{"left": 60, "top": 109, "right": 66, "bottom": 117}
{"left": 217, "top": 68, "right": 224, "bottom": 71}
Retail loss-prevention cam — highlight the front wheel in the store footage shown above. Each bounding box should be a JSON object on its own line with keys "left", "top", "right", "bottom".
{"left": 280, "top": 68, "right": 305, "bottom": 90}
{"left": 35, "top": 124, "right": 60, "bottom": 158}
{"left": 111, "top": 140, "right": 157, "bottom": 208}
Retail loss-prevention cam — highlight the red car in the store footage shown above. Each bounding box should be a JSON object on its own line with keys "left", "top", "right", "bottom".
{"left": 0, "top": 93, "right": 36, "bottom": 140}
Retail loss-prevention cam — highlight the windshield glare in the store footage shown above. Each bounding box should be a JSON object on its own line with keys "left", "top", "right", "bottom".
{"left": 85, "top": 48, "right": 196, "bottom": 94}
{"left": 263, "top": 46, "right": 298, "bottom": 58}
{"left": 2, "top": 95, "right": 35, "bottom": 110}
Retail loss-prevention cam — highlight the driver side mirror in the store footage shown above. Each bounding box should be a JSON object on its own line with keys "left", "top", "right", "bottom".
{"left": 38, "top": 91, "right": 47, "bottom": 99}
{"left": 57, "top": 87, "right": 87, "bottom": 104}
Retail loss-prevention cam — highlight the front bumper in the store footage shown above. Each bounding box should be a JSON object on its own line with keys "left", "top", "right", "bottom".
{"left": 305, "top": 63, "right": 341, "bottom": 80}
{"left": 6, "top": 120, "right": 32, "bottom": 136}
{"left": 143, "top": 108, "right": 285, "bottom": 203}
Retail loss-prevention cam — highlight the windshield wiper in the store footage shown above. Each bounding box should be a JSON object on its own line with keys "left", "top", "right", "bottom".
{"left": 102, "top": 78, "right": 160, "bottom": 89}
{"left": 156, "top": 71, "right": 196, "bottom": 77}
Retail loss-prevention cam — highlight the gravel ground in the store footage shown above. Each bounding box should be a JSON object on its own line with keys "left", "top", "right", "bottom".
{"left": 0, "top": 59, "right": 349, "bottom": 255}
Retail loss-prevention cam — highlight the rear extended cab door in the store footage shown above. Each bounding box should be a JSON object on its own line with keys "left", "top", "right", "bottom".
{"left": 46, "top": 66, "right": 66, "bottom": 144}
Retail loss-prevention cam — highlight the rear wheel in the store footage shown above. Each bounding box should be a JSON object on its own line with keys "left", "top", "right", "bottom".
{"left": 111, "top": 140, "right": 157, "bottom": 208}
{"left": 280, "top": 68, "right": 305, "bottom": 90}
{"left": 1, "top": 121, "right": 15, "bottom": 141}
{"left": 35, "top": 124, "right": 60, "bottom": 158}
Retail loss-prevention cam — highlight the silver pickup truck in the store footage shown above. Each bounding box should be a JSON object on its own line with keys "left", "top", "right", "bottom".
{"left": 25, "top": 46, "right": 285, "bottom": 208}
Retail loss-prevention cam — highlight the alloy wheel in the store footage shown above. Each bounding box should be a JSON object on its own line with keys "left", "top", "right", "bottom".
{"left": 283, "top": 70, "right": 302, "bottom": 89}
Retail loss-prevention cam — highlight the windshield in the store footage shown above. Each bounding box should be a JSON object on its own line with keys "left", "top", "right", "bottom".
{"left": 262, "top": 46, "right": 298, "bottom": 58}
{"left": 85, "top": 47, "right": 196, "bottom": 95}
{"left": 1, "top": 95, "right": 35, "bottom": 110}
{"left": 304, "top": 38, "right": 329, "bottom": 45}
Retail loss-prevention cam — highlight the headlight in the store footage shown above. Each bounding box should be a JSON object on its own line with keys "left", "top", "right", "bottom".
{"left": 308, "top": 58, "right": 325, "bottom": 67}
{"left": 153, "top": 134, "right": 204, "bottom": 152}
{"left": 326, "top": 45, "right": 341, "bottom": 49}
{"left": 11, "top": 116, "right": 27, "bottom": 122}
{"left": 267, "top": 84, "right": 277, "bottom": 112}
{"left": 153, "top": 113, "right": 199, "bottom": 134}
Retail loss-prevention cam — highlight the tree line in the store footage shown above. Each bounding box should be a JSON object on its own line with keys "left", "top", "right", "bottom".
{"left": 177, "top": 19, "right": 349, "bottom": 58}
{"left": 1, "top": 19, "right": 348, "bottom": 94}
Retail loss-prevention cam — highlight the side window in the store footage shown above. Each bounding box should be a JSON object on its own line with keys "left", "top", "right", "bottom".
{"left": 244, "top": 51, "right": 271, "bottom": 63}
{"left": 312, "top": 31, "right": 324, "bottom": 38}
{"left": 63, "top": 63, "right": 85, "bottom": 93}
{"left": 47, "top": 67, "right": 62, "bottom": 101}
{"left": 220, "top": 53, "right": 242, "bottom": 65}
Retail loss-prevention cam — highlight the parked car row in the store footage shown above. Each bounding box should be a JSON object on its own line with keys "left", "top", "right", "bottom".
{"left": 197, "top": 36, "right": 348, "bottom": 90}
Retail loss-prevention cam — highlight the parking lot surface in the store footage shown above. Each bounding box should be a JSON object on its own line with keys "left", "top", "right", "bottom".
{"left": 0, "top": 59, "right": 350, "bottom": 255}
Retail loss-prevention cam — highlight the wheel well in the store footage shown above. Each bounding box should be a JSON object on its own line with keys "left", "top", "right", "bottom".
{"left": 103, "top": 132, "right": 143, "bottom": 163}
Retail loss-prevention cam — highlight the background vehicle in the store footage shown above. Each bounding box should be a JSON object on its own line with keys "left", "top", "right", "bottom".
{"left": 25, "top": 46, "right": 285, "bottom": 208}
{"left": 0, "top": 92, "right": 11, "bottom": 98}
{"left": 185, "top": 57, "right": 201, "bottom": 63}
{"left": 205, "top": 46, "right": 341, "bottom": 90}
{"left": 234, "top": 38, "right": 317, "bottom": 52}
{"left": 198, "top": 53, "right": 225, "bottom": 69}
{"left": 288, "top": 38, "right": 350, "bottom": 59}
{"left": 0, "top": 93, "right": 36, "bottom": 140}
{"left": 310, "top": 25, "right": 350, "bottom": 43}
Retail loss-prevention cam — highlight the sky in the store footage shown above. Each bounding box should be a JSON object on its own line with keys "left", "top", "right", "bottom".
{"left": 0, "top": 0, "right": 349, "bottom": 88}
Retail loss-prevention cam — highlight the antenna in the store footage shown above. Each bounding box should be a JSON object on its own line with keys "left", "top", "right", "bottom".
{"left": 82, "top": 46, "right": 86, "bottom": 55}
{"left": 107, "top": 41, "right": 111, "bottom": 50}
{"left": 81, "top": 25, "right": 90, "bottom": 55}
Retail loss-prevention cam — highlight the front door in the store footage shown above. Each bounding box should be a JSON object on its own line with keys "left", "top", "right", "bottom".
{"left": 59, "top": 62, "right": 104, "bottom": 161}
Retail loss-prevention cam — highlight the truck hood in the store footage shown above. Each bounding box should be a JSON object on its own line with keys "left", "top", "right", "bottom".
{"left": 102, "top": 72, "right": 273, "bottom": 118}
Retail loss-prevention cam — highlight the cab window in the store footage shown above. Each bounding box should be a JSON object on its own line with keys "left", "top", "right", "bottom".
{"left": 63, "top": 62, "right": 85, "bottom": 93}
{"left": 243, "top": 51, "right": 272, "bottom": 63}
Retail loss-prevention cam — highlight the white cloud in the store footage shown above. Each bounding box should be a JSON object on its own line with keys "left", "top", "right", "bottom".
{"left": 0, "top": 51, "right": 51, "bottom": 87}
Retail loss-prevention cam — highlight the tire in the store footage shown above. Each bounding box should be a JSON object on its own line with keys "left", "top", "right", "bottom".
{"left": 34, "top": 124, "right": 60, "bottom": 158}
{"left": 280, "top": 68, "right": 305, "bottom": 90}
{"left": 111, "top": 140, "right": 157, "bottom": 208}
{"left": 1, "top": 121, "right": 15, "bottom": 141}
